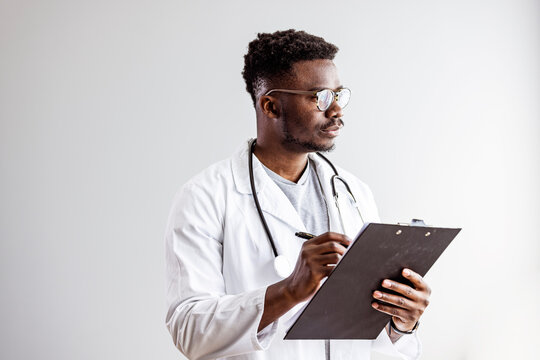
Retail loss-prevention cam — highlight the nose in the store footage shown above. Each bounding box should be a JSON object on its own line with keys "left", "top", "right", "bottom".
{"left": 325, "top": 98, "right": 344, "bottom": 119}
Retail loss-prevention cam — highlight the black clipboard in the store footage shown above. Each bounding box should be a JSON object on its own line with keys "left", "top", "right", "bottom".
{"left": 284, "top": 221, "right": 461, "bottom": 340}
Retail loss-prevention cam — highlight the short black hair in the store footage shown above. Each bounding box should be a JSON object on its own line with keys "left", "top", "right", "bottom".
{"left": 242, "top": 29, "right": 339, "bottom": 106}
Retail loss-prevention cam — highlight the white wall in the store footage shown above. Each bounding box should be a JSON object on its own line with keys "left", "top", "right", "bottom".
{"left": 1, "top": 0, "right": 538, "bottom": 359}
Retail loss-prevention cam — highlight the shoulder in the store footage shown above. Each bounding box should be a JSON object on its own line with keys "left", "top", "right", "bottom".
{"left": 166, "top": 157, "right": 234, "bottom": 239}
{"left": 181, "top": 157, "right": 233, "bottom": 195}
{"left": 314, "top": 153, "right": 375, "bottom": 201}
{"left": 175, "top": 140, "right": 249, "bottom": 198}
{"left": 337, "top": 166, "right": 377, "bottom": 206}
{"left": 312, "top": 154, "right": 380, "bottom": 222}
{"left": 166, "top": 141, "right": 251, "bottom": 240}
{"left": 335, "top": 165, "right": 368, "bottom": 186}
{"left": 171, "top": 157, "right": 235, "bottom": 223}
{"left": 170, "top": 140, "right": 250, "bottom": 214}
{"left": 336, "top": 166, "right": 373, "bottom": 194}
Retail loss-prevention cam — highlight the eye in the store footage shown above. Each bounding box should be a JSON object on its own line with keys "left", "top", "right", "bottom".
{"left": 316, "top": 89, "right": 334, "bottom": 110}
{"left": 336, "top": 88, "right": 351, "bottom": 108}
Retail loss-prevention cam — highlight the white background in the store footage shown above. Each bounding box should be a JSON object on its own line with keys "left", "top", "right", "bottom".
{"left": 1, "top": 0, "right": 539, "bottom": 359}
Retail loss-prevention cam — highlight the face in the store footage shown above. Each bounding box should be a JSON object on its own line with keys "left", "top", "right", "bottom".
{"left": 275, "top": 59, "right": 345, "bottom": 153}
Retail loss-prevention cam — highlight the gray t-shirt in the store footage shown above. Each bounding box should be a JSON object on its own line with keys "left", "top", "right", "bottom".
{"left": 261, "top": 158, "right": 329, "bottom": 236}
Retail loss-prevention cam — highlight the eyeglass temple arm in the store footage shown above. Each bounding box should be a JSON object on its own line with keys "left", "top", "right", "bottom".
{"left": 264, "top": 89, "right": 317, "bottom": 96}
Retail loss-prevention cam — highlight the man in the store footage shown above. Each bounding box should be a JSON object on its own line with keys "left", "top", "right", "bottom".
{"left": 165, "top": 30, "right": 431, "bottom": 360}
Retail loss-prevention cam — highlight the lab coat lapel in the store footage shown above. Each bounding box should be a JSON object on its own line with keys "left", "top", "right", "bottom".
{"left": 310, "top": 153, "right": 367, "bottom": 237}
{"left": 309, "top": 153, "right": 343, "bottom": 234}
{"left": 231, "top": 140, "right": 306, "bottom": 232}
{"left": 257, "top": 173, "right": 306, "bottom": 232}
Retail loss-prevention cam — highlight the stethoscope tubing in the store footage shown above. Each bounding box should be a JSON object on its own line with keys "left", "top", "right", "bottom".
{"left": 248, "top": 138, "right": 364, "bottom": 277}
{"left": 248, "top": 139, "right": 279, "bottom": 258}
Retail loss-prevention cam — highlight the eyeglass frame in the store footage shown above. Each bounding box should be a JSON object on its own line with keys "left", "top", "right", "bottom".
{"left": 264, "top": 87, "right": 351, "bottom": 111}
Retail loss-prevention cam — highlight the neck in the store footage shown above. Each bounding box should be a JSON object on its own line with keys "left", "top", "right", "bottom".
{"left": 253, "top": 139, "right": 309, "bottom": 183}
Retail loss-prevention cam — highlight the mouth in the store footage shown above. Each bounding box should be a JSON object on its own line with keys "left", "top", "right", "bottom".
{"left": 320, "top": 123, "right": 343, "bottom": 138}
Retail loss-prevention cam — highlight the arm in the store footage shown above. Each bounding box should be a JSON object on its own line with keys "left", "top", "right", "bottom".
{"left": 165, "top": 183, "right": 273, "bottom": 360}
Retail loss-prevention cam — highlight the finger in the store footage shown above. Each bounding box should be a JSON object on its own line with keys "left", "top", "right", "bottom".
{"left": 304, "top": 240, "right": 347, "bottom": 256}
{"left": 372, "top": 291, "right": 414, "bottom": 310}
{"left": 402, "top": 268, "right": 430, "bottom": 293}
{"left": 371, "top": 302, "right": 413, "bottom": 322}
{"left": 316, "top": 241, "right": 348, "bottom": 255}
{"left": 312, "top": 232, "right": 351, "bottom": 247}
{"left": 308, "top": 263, "right": 334, "bottom": 278}
{"left": 315, "top": 253, "right": 342, "bottom": 266}
{"left": 321, "top": 266, "right": 334, "bottom": 277}
{"left": 381, "top": 279, "right": 419, "bottom": 301}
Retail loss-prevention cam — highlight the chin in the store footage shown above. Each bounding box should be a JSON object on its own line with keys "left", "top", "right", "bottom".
{"left": 283, "top": 136, "right": 336, "bottom": 153}
{"left": 313, "top": 142, "right": 336, "bottom": 153}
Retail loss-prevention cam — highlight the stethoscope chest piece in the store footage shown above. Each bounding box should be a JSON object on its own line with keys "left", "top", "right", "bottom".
{"left": 273, "top": 255, "right": 292, "bottom": 278}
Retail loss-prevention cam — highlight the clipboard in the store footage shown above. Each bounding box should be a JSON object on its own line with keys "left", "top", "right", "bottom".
{"left": 284, "top": 220, "right": 461, "bottom": 340}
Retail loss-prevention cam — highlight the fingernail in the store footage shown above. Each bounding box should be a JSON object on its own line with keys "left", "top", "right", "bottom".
{"left": 372, "top": 302, "right": 379, "bottom": 309}
{"left": 373, "top": 291, "right": 382, "bottom": 299}
{"left": 383, "top": 280, "right": 392, "bottom": 287}
{"left": 404, "top": 269, "right": 411, "bottom": 277}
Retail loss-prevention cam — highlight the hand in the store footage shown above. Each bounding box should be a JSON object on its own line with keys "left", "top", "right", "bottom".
{"left": 285, "top": 232, "right": 351, "bottom": 303}
{"left": 371, "top": 268, "right": 431, "bottom": 332}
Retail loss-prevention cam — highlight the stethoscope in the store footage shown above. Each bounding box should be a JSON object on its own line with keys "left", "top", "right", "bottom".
{"left": 248, "top": 139, "right": 365, "bottom": 278}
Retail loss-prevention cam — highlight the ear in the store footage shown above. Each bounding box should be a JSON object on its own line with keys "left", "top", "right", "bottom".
{"left": 259, "top": 96, "right": 280, "bottom": 118}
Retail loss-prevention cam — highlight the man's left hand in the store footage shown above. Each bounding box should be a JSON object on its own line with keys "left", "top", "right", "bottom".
{"left": 371, "top": 268, "right": 431, "bottom": 332}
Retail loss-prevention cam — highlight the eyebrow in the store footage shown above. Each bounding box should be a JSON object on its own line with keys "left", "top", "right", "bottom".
{"left": 308, "top": 85, "right": 345, "bottom": 92}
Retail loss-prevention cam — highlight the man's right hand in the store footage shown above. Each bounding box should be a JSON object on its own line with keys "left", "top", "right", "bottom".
{"left": 284, "top": 232, "right": 351, "bottom": 303}
{"left": 257, "top": 232, "right": 351, "bottom": 332}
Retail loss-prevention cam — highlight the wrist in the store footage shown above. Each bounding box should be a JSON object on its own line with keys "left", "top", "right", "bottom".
{"left": 280, "top": 278, "right": 300, "bottom": 305}
{"left": 390, "top": 318, "right": 419, "bottom": 335}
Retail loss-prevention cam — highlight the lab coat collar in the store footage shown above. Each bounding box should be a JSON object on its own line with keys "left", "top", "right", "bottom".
{"left": 231, "top": 139, "right": 342, "bottom": 233}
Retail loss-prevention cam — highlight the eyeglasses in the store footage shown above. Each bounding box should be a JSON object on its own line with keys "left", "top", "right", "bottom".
{"left": 264, "top": 87, "right": 351, "bottom": 111}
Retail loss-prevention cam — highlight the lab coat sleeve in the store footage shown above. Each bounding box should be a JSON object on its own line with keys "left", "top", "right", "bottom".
{"left": 370, "top": 324, "right": 422, "bottom": 359}
{"left": 165, "top": 182, "right": 277, "bottom": 360}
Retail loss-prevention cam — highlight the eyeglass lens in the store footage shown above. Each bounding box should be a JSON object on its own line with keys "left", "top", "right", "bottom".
{"left": 317, "top": 89, "right": 351, "bottom": 111}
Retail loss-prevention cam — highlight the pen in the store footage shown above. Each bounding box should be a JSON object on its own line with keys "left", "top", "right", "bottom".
{"left": 295, "top": 232, "right": 316, "bottom": 240}
{"left": 295, "top": 231, "right": 350, "bottom": 248}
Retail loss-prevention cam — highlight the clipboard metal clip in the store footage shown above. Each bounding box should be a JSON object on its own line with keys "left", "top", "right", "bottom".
{"left": 397, "top": 219, "right": 427, "bottom": 227}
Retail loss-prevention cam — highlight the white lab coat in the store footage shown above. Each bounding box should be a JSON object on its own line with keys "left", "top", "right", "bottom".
{"left": 165, "top": 140, "right": 421, "bottom": 360}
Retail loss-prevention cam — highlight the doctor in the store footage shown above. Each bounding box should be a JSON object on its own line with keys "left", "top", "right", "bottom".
{"left": 165, "top": 30, "right": 431, "bottom": 360}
